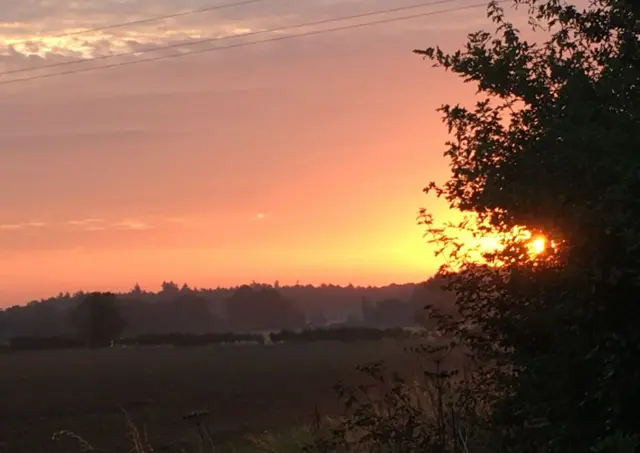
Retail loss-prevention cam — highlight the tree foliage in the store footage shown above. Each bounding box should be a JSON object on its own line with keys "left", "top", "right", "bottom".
{"left": 70, "top": 292, "right": 126, "bottom": 348}
{"left": 413, "top": 0, "right": 640, "bottom": 451}
{"left": 0, "top": 282, "right": 428, "bottom": 339}
{"left": 226, "top": 285, "right": 306, "bottom": 332}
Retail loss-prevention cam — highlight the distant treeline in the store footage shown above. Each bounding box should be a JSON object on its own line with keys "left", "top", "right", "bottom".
{"left": 0, "top": 279, "right": 454, "bottom": 340}
{"left": 0, "top": 327, "right": 422, "bottom": 352}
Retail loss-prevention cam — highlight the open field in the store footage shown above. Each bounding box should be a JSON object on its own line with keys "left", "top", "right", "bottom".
{"left": 0, "top": 340, "right": 423, "bottom": 453}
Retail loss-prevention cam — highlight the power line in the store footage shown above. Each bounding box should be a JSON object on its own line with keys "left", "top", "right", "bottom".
{"left": 7, "top": 0, "right": 265, "bottom": 47}
{"left": 0, "top": 1, "right": 503, "bottom": 87}
{"left": 0, "top": 0, "right": 463, "bottom": 78}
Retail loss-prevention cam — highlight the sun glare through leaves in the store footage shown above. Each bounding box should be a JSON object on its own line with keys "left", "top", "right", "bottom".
{"left": 466, "top": 229, "right": 552, "bottom": 267}
{"left": 530, "top": 237, "right": 546, "bottom": 255}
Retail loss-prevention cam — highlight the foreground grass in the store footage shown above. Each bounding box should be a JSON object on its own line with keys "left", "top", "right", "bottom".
{"left": 218, "top": 425, "right": 318, "bottom": 453}
{"left": 46, "top": 341, "right": 477, "bottom": 453}
{"left": 1, "top": 341, "right": 422, "bottom": 453}
{"left": 54, "top": 418, "right": 320, "bottom": 453}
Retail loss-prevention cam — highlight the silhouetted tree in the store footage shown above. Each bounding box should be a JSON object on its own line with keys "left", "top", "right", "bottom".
{"left": 415, "top": 0, "right": 640, "bottom": 450}
{"left": 410, "top": 277, "right": 457, "bottom": 329}
{"left": 370, "top": 299, "right": 413, "bottom": 328}
{"left": 360, "top": 297, "right": 374, "bottom": 323}
{"left": 1, "top": 282, "right": 431, "bottom": 338}
{"left": 226, "top": 285, "right": 305, "bottom": 332}
{"left": 308, "top": 310, "right": 328, "bottom": 328}
{"left": 166, "top": 293, "right": 223, "bottom": 334}
{"left": 0, "top": 309, "right": 7, "bottom": 341}
{"left": 131, "top": 283, "right": 143, "bottom": 295}
{"left": 70, "top": 292, "right": 125, "bottom": 347}
{"left": 159, "top": 281, "right": 180, "bottom": 299}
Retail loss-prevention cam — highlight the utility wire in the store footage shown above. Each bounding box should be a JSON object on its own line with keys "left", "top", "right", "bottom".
{"left": 0, "top": 1, "right": 504, "bottom": 87}
{"left": 0, "top": 0, "right": 463, "bottom": 77}
{"left": 7, "top": 0, "right": 265, "bottom": 47}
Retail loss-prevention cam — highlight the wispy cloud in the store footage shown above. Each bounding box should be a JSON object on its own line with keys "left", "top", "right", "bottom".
{"left": 0, "top": 0, "right": 470, "bottom": 67}
{"left": 67, "top": 218, "right": 104, "bottom": 226}
{"left": 0, "top": 220, "right": 47, "bottom": 230}
{"left": 65, "top": 218, "right": 153, "bottom": 231}
{"left": 0, "top": 0, "right": 282, "bottom": 63}
{"left": 0, "top": 217, "right": 155, "bottom": 233}
{"left": 114, "top": 220, "right": 152, "bottom": 230}
{"left": 0, "top": 223, "right": 23, "bottom": 230}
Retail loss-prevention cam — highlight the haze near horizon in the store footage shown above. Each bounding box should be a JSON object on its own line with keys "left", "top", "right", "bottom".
{"left": 0, "top": 0, "right": 529, "bottom": 306}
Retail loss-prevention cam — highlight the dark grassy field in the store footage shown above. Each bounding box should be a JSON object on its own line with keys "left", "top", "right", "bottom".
{"left": 0, "top": 340, "right": 422, "bottom": 453}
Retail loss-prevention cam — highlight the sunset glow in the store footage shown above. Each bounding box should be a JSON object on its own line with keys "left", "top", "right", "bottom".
{"left": 0, "top": 0, "right": 532, "bottom": 306}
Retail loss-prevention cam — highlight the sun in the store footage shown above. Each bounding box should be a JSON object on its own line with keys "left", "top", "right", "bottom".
{"left": 530, "top": 237, "right": 547, "bottom": 255}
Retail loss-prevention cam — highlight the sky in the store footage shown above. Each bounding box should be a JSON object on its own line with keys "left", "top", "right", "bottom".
{"left": 0, "top": 0, "right": 531, "bottom": 306}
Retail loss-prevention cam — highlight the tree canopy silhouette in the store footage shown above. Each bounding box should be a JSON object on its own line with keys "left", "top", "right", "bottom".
{"left": 226, "top": 285, "right": 306, "bottom": 332}
{"left": 415, "top": 0, "right": 640, "bottom": 450}
{"left": 0, "top": 282, "right": 437, "bottom": 339}
{"left": 70, "top": 292, "right": 126, "bottom": 348}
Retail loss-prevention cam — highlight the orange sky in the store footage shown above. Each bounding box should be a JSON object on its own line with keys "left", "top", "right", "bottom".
{"left": 0, "top": 0, "right": 531, "bottom": 306}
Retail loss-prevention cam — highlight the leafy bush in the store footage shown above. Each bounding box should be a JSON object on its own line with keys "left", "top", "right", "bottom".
{"left": 305, "top": 344, "right": 490, "bottom": 453}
